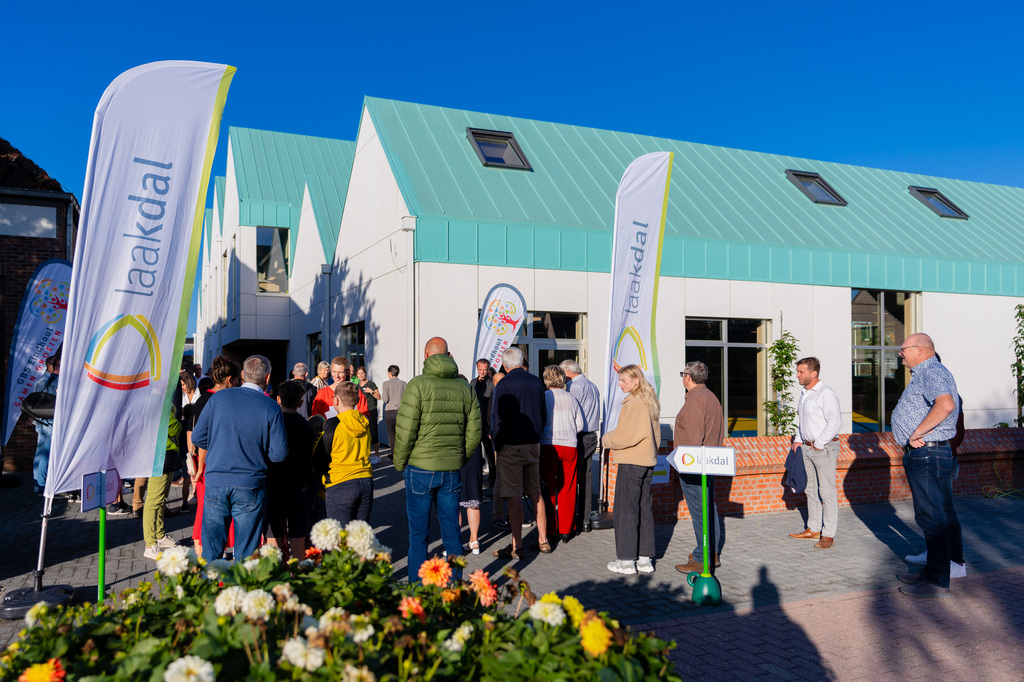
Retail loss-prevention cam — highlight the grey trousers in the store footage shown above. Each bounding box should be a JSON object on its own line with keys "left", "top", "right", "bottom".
{"left": 680, "top": 473, "right": 724, "bottom": 558}
{"left": 803, "top": 441, "right": 839, "bottom": 537}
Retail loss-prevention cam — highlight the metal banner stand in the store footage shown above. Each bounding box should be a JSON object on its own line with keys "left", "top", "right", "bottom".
{"left": 0, "top": 494, "right": 73, "bottom": 619}
{"left": 591, "top": 446, "right": 614, "bottom": 530}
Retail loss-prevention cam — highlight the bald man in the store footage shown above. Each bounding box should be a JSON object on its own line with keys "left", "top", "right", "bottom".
{"left": 393, "top": 336, "right": 481, "bottom": 582}
{"left": 891, "top": 333, "right": 962, "bottom": 599}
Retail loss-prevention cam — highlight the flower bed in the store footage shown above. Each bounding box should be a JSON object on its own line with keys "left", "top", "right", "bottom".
{"left": 2, "top": 519, "right": 679, "bottom": 681}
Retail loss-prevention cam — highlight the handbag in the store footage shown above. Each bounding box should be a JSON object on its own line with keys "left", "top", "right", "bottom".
{"left": 185, "top": 451, "right": 198, "bottom": 477}
{"left": 20, "top": 376, "right": 57, "bottom": 421}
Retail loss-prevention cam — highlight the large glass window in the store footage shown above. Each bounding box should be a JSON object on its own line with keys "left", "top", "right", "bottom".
{"left": 342, "top": 321, "right": 366, "bottom": 370}
{"left": 257, "top": 226, "right": 289, "bottom": 293}
{"left": 685, "top": 318, "right": 768, "bottom": 437}
{"left": 0, "top": 203, "right": 57, "bottom": 238}
{"left": 851, "top": 290, "right": 913, "bottom": 432}
{"left": 307, "top": 333, "right": 322, "bottom": 373}
{"left": 510, "top": 311, "right": 585, "bottom": 375}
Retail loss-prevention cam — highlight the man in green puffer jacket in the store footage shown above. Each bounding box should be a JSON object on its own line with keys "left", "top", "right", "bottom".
{"left": 394, "top": 336, "right": 481, "bottom": 581}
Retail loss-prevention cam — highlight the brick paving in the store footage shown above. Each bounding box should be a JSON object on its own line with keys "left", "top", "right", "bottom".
{"left": 3, "top": 458, "right": 1024, "bottom": 680}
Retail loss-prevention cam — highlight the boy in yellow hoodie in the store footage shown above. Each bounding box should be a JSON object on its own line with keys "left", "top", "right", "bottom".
{"left": 313, "top": 381, "right": 372, "bottom": 524}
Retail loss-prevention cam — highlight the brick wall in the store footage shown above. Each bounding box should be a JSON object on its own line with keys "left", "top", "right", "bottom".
{"left": 606, "top": 428, "right": 1024, "bottom": 522}
{"left": 1, "top": 200, "right": 74, "bottom": 472}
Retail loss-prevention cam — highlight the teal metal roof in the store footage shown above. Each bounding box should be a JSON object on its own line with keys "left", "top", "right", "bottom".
{"left": 365, "top": 97, "right": 1024, "bottom": 296}
{"left": 305, "top": 173, "right": 352, "bottom": 262}
{"left": 229, "top": 127, "right": 355, "bottom": 269}
{"left": 214, "top": 176, "right": 225, "bottom": 235}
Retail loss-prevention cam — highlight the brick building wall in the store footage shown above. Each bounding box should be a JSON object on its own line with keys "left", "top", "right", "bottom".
{"left": 606, "top": 428, "right": 1024, "bottom": 522}
{"left": 1, "top": 198, "right": 76, "bottom": 472}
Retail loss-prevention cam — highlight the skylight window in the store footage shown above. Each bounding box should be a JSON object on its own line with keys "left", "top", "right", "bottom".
{"left": 466, "top": 128, "right": 532, "bottom": 170}
{"left": 908, "top": 186, "right": 969, "bottom": 219}
{"left": 785, "top": 170, "right": 847, "bottom": 206}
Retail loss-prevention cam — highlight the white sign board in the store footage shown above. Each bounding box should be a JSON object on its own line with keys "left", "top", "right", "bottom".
{"left": 668, "top": 446, "right": 736, "bottom": 477}
{"left": 81, "top": 469, "right": 122, "bottom": 512}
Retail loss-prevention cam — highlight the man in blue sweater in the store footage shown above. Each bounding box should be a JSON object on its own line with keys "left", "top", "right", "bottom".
{"left": 191, "top": 355, "right": 288, "bottom": 562}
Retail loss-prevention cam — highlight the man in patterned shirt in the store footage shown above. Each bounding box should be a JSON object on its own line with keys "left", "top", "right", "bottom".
{"left": 891, "top": 333, "right": 961, "bottom": 599}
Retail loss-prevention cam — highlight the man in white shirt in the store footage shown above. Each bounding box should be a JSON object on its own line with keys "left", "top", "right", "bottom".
{"left": 788, "top": 357, "right": 842, "bottom": 549}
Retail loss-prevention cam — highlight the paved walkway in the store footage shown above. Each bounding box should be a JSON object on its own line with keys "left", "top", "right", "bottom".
{"left": 3, "top": 459, "right": 1023, "bottom": 680}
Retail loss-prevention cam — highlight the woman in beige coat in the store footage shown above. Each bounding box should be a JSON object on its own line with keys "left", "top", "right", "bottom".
{"left": 601, "top": 364, "right": 661, "bottom": 575}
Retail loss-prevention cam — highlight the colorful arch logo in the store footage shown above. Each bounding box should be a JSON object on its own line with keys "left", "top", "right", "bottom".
{"left": 611, "top": 326, "right": 648, "bottom": 373}
{"left": 84, "top": 314, "right": 162, "bottom": 390}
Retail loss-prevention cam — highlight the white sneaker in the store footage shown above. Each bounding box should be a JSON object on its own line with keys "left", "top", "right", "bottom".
{"left": 156, "top": 536, "right": 177, "bottom": 549}
{"left": 467, "top": 541, "right": 480, "bottom": 555}
{"left": 951, "top": 561, "right": 967, "bottom": 579}
{"left": 905, "top": 551, "right": 927, "bottom": 564}
{"left": 369, "top": 455, "right": 381, "bottom": 465}
{"left": 607, "top": 559, "right": 637, "bottom": 575}
{"left": 143, "top": 545, "right": 160, "bottom": 560}
{"left": 636, "top": 557, "right": 655, "bottom": 573}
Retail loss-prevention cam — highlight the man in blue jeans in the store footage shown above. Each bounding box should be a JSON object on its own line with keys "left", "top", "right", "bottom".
{"left": 191, "top": 355, "right": 288, "bottom": 562}
{"left": 393, "top": 337, "right": 481, "bottom": 582}
{"left": 891, "top": 333, "right": 962, "bottom": 599}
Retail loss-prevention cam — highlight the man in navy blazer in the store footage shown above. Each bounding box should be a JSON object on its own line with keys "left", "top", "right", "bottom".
{"left": 192, "top": 354, "right": 288, "bottom": 562}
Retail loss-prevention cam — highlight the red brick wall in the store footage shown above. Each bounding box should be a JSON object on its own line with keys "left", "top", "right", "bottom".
{"left": 1, "top": 199, "right": 75, "bottom": 472}
{"left": 606, "top": 428, "right": 1024, "bottom": 522}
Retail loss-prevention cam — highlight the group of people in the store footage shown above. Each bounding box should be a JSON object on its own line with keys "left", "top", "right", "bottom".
{"left": 27, "top": 325, "right": 961, "bottom": 599}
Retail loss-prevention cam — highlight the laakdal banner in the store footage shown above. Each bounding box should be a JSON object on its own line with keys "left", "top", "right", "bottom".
{"left": 46, "top": 61, "right": 234, "bottom": 496}
{"left": 603, "top": 152, "right": 672, "bottom": 431}
{"left": 2, "top": 259, "right": 72, "bottom": 445}
{"left": 473, "top": 284, "right": 528, "bottom": 371}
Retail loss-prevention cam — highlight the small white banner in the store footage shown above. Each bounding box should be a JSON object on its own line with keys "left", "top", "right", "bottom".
{"left": 2, "top": 259, "right": 71, "bottom": 445}
{"left": 668, "top": 445, "right": 737, "bottom": 477}
{"left": 472, "top": 283, "right": 528, "bottom": 371}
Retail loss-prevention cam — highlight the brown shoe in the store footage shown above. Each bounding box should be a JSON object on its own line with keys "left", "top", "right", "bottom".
{"left": 675, "top": 559, "right": 704, "bottom": 574}
{"left": 688, "top": 552, "right": 721, "bottom": 567}
{"left": 814, "top": 536, "right": 834, "bottom": 549}
{"left": 789, "top": 529, "right": 821, "bottom": 540}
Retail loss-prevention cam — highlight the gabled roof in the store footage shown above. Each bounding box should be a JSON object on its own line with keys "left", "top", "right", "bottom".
{"left": 0, "top": 137, "right": 64, "bottom": 192}
{"left": 229, "top": 127, "right": 355, "bottom": 268}
{"left": 364, "top": 97, "right": 1024, "bottom": 296}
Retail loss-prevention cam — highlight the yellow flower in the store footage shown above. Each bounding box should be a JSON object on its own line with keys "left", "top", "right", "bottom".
{"left": 579, "top": 615, "right": 613, "bottom": 657}
{"left": 562, "top": 596, "right": 585, "bottom": 628}
{"left": 539, "top": 592, "right": 562, "bottom": 605}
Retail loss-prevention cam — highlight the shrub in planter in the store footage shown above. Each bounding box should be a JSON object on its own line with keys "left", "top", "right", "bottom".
{"left": 2, "top": 519, "right": 680, "bottom": 681}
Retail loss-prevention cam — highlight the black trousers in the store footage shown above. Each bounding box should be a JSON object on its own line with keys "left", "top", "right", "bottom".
{"left": 575, "top": 431, "right": 598, "bottom": 530}
{"left": 384, "top": 410, "right": 399, "bottom": 449}
{"left": 612, "top": 463, "right": 655, "bottom": 561}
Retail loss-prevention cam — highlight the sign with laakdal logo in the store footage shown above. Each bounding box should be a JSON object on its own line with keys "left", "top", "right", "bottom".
{"left": 668, "top": 445, "right": 737, "bottom": 477}
{"left": 2, "top": 259, "right": 72, "bottom": 445}
{"left": 46, "top": 61, "right": 234, "bottom": 496}
{"left": 603, "top": 152, "right": 673, "bottom": 431}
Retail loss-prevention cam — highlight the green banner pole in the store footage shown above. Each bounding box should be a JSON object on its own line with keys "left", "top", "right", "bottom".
{"left": 98, "top": 472, "right": 106, "bottom": 603}
{"left": 701, "top": 471, "right": 711, "bottom": 577}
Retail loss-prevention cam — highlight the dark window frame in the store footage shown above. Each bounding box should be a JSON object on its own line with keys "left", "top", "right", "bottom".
{"left": 466, "top": 128, "right": 532, "bottom": 171}
{"left": 785, "top": 170, "right": 848, "bottom": 206}
{"left": 907, "top": 186, "right": 969, "bottom": 219}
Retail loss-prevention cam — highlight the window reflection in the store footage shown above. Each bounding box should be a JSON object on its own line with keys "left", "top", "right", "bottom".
{"left": 851, "top": 290, "right": 912, "bottom": 432}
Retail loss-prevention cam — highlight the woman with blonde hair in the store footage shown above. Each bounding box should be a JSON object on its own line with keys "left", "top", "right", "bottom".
{"left": 601, "top": 364, "right": 660, "bottom": 575}
{"left": 311, "top": 361, "right": 331, "bottom": 390}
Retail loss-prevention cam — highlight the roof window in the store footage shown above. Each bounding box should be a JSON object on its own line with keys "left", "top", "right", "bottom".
{"left": 785, "top": 170, "right": 847, "bottom": 206}
{"left": 466, "top": 128, "right": 532, "bottom": 170}
{"left": 908, "top": 186, "right": 968, "bottom": 219}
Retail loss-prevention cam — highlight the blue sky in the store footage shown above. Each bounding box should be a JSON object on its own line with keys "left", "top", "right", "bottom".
{"left": 5, "top": 1, "right": 1024, "bottom": 331}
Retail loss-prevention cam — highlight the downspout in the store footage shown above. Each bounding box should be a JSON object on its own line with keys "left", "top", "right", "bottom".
{"left": 401, "top": 216, "right": 417, "bottom": 376}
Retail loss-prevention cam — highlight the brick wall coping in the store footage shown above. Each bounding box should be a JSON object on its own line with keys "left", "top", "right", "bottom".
{"left": 716, "top": 427, "right": 1024, "bottom": 473}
